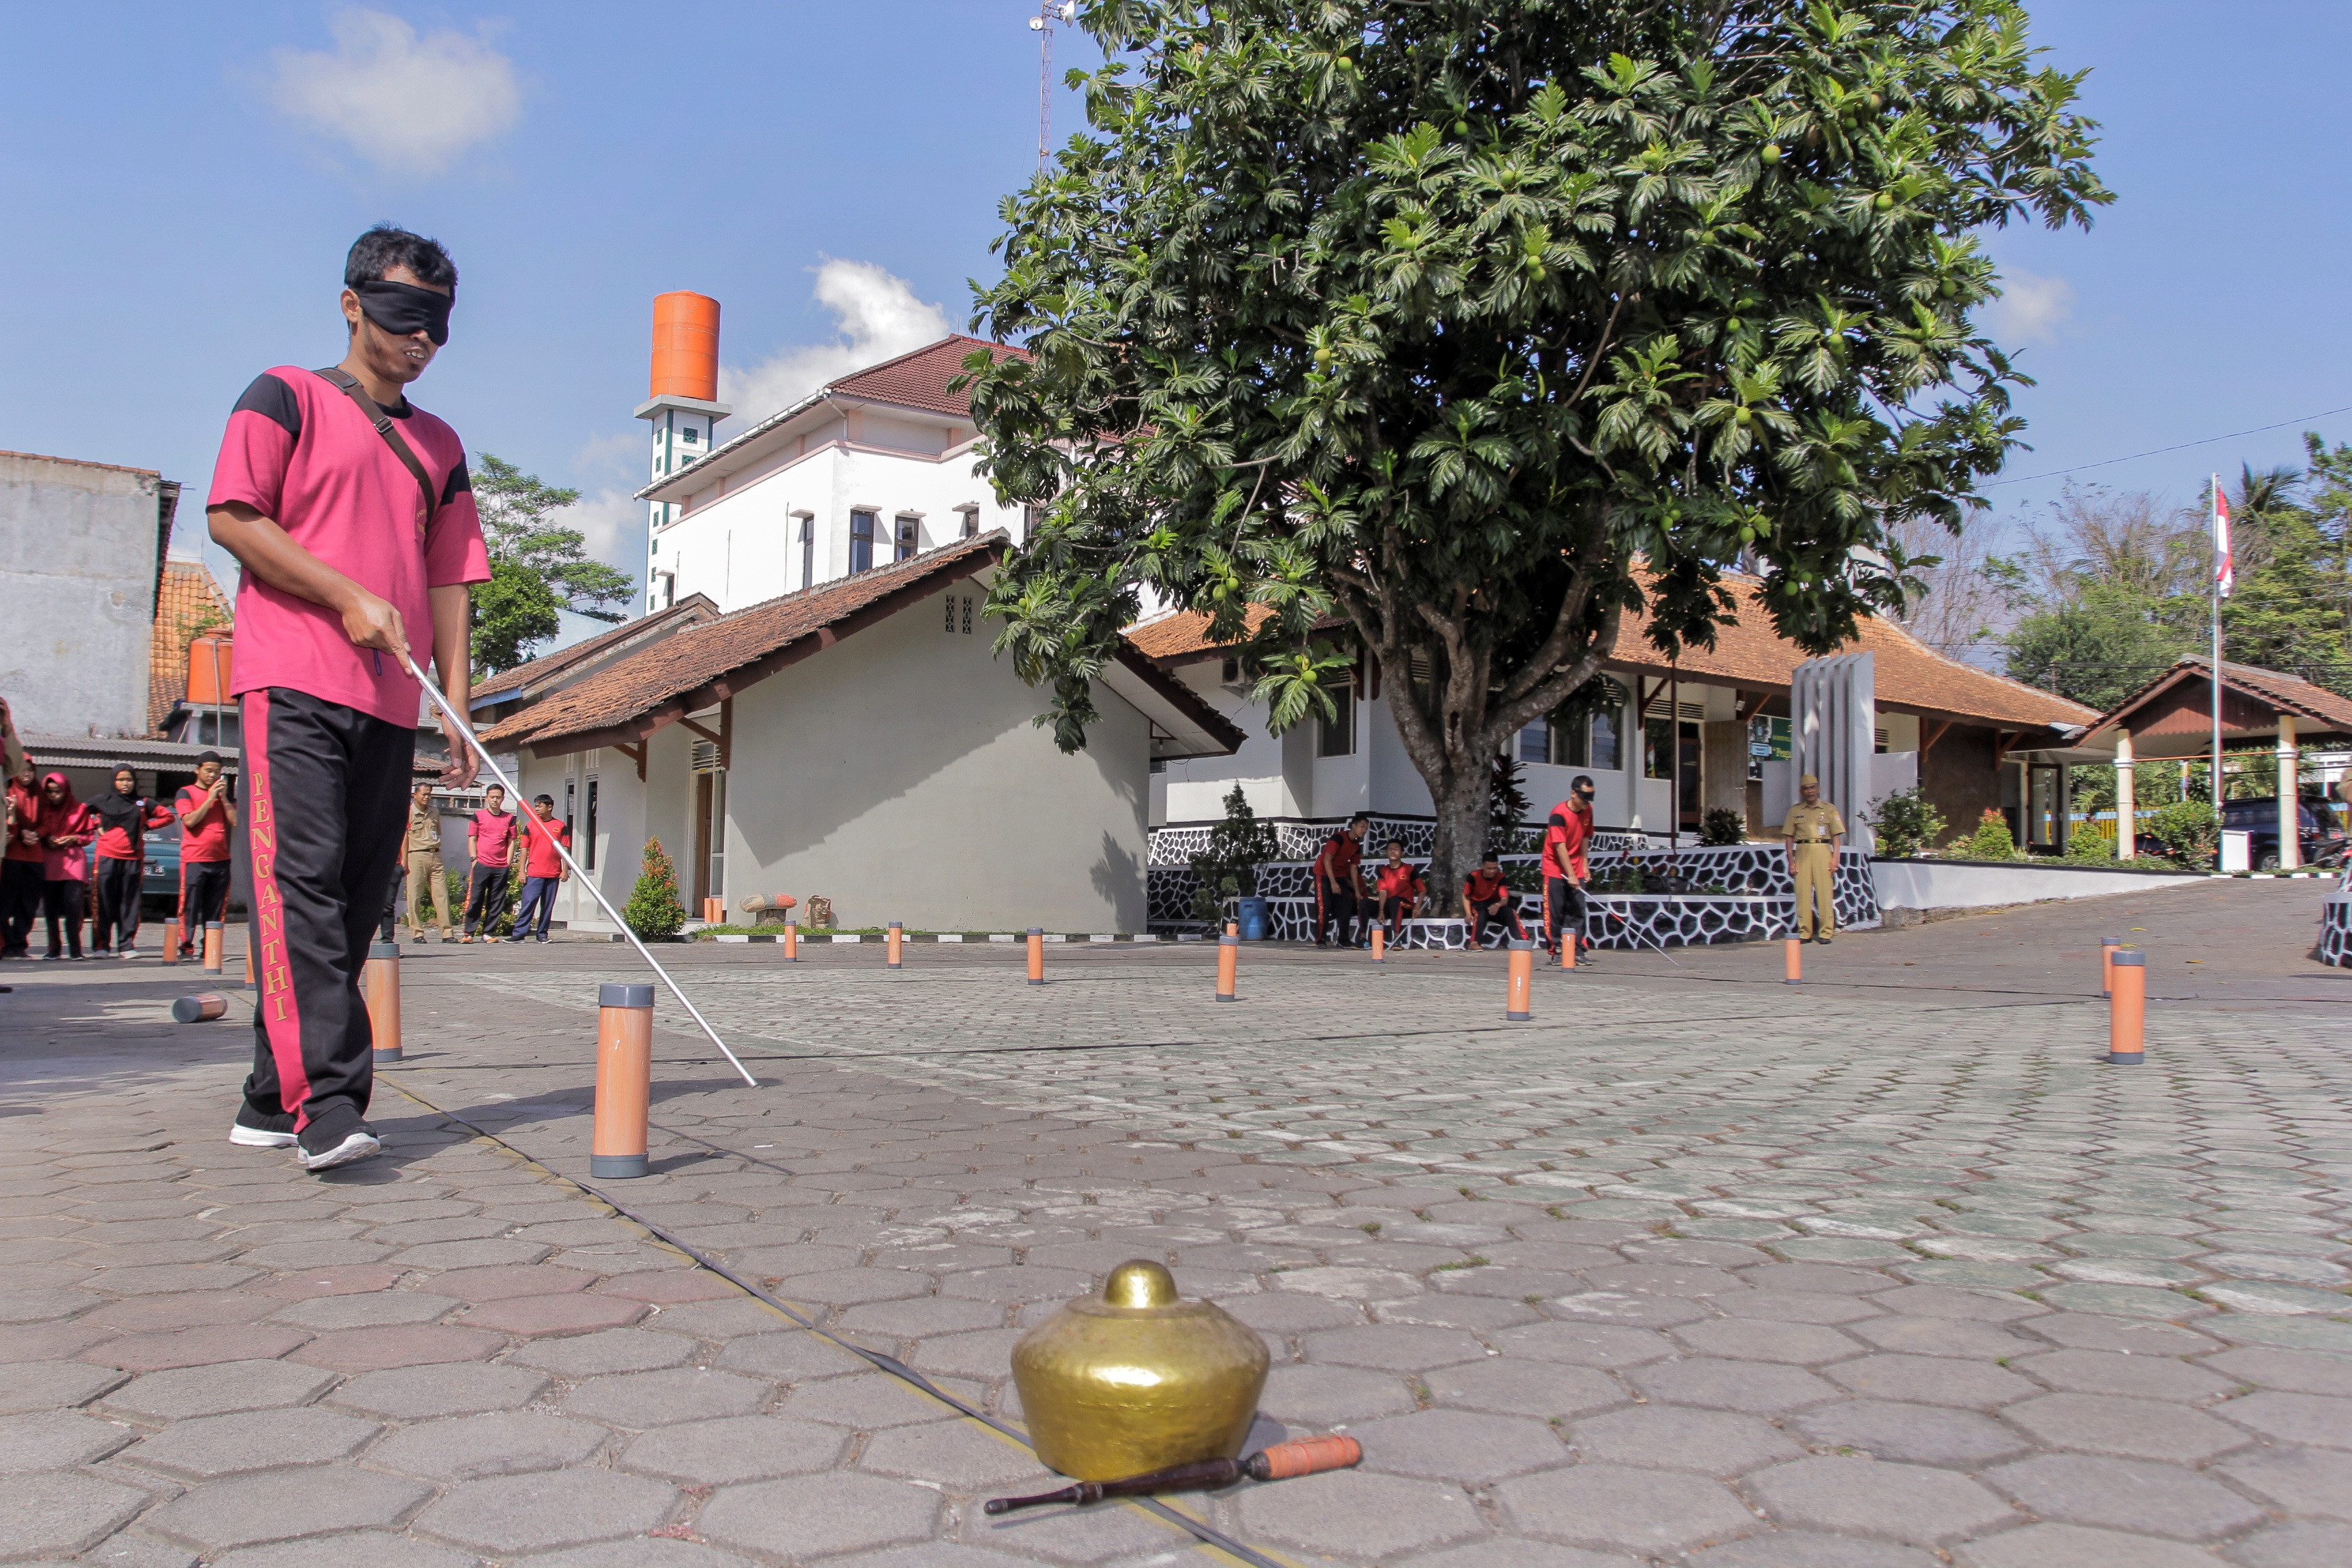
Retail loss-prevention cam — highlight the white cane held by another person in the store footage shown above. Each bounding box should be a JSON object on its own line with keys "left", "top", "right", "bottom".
{"left": 396, "top": 647, "right": 757, "bottom": 1088}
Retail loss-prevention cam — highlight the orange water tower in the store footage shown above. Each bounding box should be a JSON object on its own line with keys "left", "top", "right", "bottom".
{"left": 636, "top": 292, "right": 732, "bottom": 612}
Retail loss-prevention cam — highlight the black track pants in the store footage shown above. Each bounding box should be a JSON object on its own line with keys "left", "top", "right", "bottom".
{"left": 94, "top": 858, "right": 143, "bottom": 949}
{"left": 1544, "top": 876, "right": 1588, "bottom": 956}
{"left": 182, "top": 860, "right": 231, "bottom": 932}
{"left": 1, "top": 860, "right": 41, "bottom": 953}
{"left": 238, "top": 688, "right": 414, "bottom": 1149}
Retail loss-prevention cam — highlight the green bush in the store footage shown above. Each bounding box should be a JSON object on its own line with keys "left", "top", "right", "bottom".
{"left": 1189, "top": 784, "right": 1277, "bottom": 920}
{"left": 1959, "top": 807, "right": 2019, "bottom": 862}
{"left": 2144, "top": 800, "right": 2219, "bottom": 868}
{"left": 2063, "top": 825, "right": 2116, "bottom": 863}
{"left": 624, "top": 837, "right": 687, "bottom": 941}
{"left": 1867, "top": 787, "right": 1946, "bottom": 860}
{"left": 1699, "top": 806, "right": 1746, "bottom": 847}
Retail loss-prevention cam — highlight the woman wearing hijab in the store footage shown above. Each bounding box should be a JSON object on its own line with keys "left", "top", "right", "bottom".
{"left": 35, "top": 773, "right": 96, "bottom": 960}
{"left": 90, "top": 765, "right": 172, "bottom": 959}
{"left": 2, "top": 750, "right": 42, "bottom": 959}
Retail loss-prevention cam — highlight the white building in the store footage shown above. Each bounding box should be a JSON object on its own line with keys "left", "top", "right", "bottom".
{"left": 478, "top": 537, "right": 1240, "bottom": 934}
{"left": 638, "top": 336, "right": 1033, "bottom": 613}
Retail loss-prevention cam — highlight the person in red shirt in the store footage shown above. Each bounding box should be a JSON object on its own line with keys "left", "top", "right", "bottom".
{"left": 34, "top": 774, "right": 96, "bottom": 961}
{"left": 89, "top": 765, "right": 173, "bottom": 958}
{"left": 1313, "top": 813, "right": 1370, "bottom": 947}
{"left": 463, "top": 786, "right": 519, "bottom": 941}
{"left": 1461, "top": 853, "right": 1526, "bottom": 947}
{"left": 3, "top": 749, "right": 44, "bottom": 959}
{"left": 174, "top": 752, "right": 239, "bottom": 958}
{"left": 1371, "top": 840, "right": 1426, "bottom": 941}
{"left": 206, "top": 225, "right": 489, "bottom": 1174}
{"left": 512, "top": 794, "right": 572, "bottom": 943}
{"left": 1540, "top": 775, "right": 1597, "bottom": 966}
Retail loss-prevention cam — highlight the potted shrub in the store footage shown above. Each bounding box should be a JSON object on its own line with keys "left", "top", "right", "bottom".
{"left": 1190, "top": 785, "right": 1277, "bottom": 936}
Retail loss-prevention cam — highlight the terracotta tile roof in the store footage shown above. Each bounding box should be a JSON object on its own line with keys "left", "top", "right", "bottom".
{"left": 2085, "top": 655, "right": 2352, "bottom": 740}
{"left": 483, "top": 532, "right": 1241, "bottom": 760}
{"left": 472, "top": 593, "right": 720, "bottom": 703}
{"left": 146, "top": 561, "right": 233, "bottom": 735}
{"left": 1126, "top": 573, "right": 2096, "bottom": 733}
{"left": 826, "top": 336, "right": 1028, "bottom": 419}
{"left": 1610, "top": 574, "right": 2100, "bottom": 731}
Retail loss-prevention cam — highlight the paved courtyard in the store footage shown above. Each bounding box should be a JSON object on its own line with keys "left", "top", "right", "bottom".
{"left": 1, "top": 879, "right": 2347, "bottom": 1567}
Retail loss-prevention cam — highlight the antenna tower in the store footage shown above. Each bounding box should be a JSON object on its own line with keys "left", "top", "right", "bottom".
{"left": 1029, "top": 2, "right": 1075, "bottom": 166}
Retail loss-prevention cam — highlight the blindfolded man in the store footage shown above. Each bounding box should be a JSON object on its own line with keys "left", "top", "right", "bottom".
{"left": 206, "top": 225, "right": 489, "bottom": 1173}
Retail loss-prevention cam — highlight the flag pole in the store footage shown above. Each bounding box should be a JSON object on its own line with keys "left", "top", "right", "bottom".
{"left": 2210, "top": 473, "right": 2225, "bottom": 817}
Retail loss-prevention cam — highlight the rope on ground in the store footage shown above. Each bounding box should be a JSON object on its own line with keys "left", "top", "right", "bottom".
{"left": 376, "top": 1071, "right": 1302, "bottom": 1568}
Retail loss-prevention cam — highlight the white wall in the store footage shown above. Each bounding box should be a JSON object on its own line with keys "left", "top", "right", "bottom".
{"left": 3, "top": 453, "right": 162, "bottom": 737}
{"left": 1873, "top": 859, "right": 2210, "bottom": 911}
{"left": 721, "top": 589, "right": 1150, "bottom": 930}
{"left": 653, "top": 425, "right": 1026, "bottom": 612}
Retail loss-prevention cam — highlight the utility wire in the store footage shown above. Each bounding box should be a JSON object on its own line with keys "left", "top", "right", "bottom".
{"left": 1984, "top": 404, "right": 2352, "bottom": 488}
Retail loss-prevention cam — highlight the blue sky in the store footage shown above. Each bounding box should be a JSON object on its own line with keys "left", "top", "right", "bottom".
{"left": 3, "top": 3, "right": 2346, "bottom": 647}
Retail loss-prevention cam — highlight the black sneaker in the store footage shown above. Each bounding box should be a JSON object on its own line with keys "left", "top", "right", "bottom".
{"left": 297, "top": 1128, "right": 382, "bottom": 1173}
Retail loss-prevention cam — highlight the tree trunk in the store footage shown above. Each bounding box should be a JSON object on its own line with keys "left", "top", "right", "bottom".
{"left": 1425, "top": 758, "right": 1493, "bottom": 920}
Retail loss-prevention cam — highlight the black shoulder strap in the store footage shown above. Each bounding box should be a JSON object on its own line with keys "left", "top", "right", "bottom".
{"left": 314, "top": 366, "right": 438, "bottom": 526}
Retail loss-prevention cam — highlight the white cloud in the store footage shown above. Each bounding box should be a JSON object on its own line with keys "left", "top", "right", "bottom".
{"left": 568, "top": 485, "right": 646, "bottom": 574}
{"left": 1987, "top": 267, "right": 2076, "bottom": 346}
{"left": 270, "top": 10, "right": 520, "bottom": 176}
{"left": 718, "top": 259, "right": 951, "bottom": 424}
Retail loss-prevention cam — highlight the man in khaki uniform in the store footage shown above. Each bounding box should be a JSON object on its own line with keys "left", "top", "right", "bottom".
{"left": 1782, "top": 773, "right": 1846, "bottom": 943}
{"left": 403, "top": 783, "right": 453, "bottom": 943}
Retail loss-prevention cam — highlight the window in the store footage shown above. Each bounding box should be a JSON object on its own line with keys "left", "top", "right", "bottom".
{"left": 682, "top": 426, "right": 698, "bottom": 444}
{"left": 945, "top": 595, "right": 958, "bottom": 633}
{"left": 1550, "top": 712, "right": 1590, "bottom": 768}
{"left": 959, "top": 507, "right": 979, "bottom": 538}
{"left": 1590, "top": 704, "right": 1622, "bottom": 771}
{"left": 849, "top": 510, "right": 875, "bottom": 574}
{"left": 1023, "top": 504, "right": 1044, "bottom": 538}
{"left": 960, "top": 595, "right": 973, "bottom": 635}
{"left": 796, "top": 514, "right": 813, "bottom": 589}
{"left": 1644, "top": 717, "right": 1674, "bottom": 779}
{"left": 1318, "top": 693, "right": 1355, "bottom": 757}
{"left": 896, "top": 514, "right": 919, "bottom": 561}
{"left": 1518, "top": 724, "right": 1548, "bottom": 765}
{"left": 584, "top": 777, "right": 600, "bottom": 870}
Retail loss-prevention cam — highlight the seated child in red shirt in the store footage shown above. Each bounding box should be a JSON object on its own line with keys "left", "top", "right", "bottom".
{"left": 1372, "top": 840, "right": 1426, "bottom": 940}
{"left": 1461, "top": 854, "right": 1526, "bottom": 947}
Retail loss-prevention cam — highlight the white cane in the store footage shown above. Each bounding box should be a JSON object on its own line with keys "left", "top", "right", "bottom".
{"left": 398, "top": 648, "right": 758, "bottom": 1088}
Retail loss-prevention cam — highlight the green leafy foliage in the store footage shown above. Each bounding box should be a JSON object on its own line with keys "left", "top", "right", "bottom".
{"left": 1489, "top": 754, "right": 1532, "bottom": 855}
{"left": 2063, "top": 824, "right": 2115, "bottom": 862}
{"left": 1699, "top": 806, "right": 1746, "bottom": 847}
{"left": 1867, "top": 785, "right": 1946, "bottom": 858}
{"left": 1189, "top": 785, "right": 1279, "bottom": 919}
{"left": 624, "top": 836, "right": 687, "bottom": 941}
{"left": 2144, "top": 799, "right": 2220, "bottom": 868}
{"left": 1959, "top": 806, "right": 2019, "bottom": 862}
{"left": 472, "top": 455, "right": 636, "bottom": 674}
{"left": 965, "top": 0, "right": 2108, "bottom": 900}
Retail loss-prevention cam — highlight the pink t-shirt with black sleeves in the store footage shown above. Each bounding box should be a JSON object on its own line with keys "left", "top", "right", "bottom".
{"left": 207, "top": 367, "right": 491, "bottom": 726}
{"left": 471, "top": 808, "right": 517, "bottom": 868}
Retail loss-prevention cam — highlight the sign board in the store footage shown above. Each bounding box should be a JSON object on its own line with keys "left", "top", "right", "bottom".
{"left": 1749, "top": 715, "right": 1791, "bottom": 762}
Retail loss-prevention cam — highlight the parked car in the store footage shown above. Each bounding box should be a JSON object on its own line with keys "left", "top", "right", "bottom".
{"left": 2132, "top": 798, "right": 2347, "bottom": 868}
{"left": 142, "top": 821, "right": 181, "bottom": 906}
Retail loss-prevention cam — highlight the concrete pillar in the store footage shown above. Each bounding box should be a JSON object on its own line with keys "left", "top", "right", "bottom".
{"left": 2278, "top": 715, "right": 2300, "bottom": 870}
{"left": 2113, "top": 730, "right": 2135, "bottom": 860}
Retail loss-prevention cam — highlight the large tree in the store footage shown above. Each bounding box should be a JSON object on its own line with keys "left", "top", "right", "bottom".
{"left": 471, "top": 455, "right": 636, "bottom": 674}
{"left": 965, "top": 0, "right": 2107, "bottom": 902}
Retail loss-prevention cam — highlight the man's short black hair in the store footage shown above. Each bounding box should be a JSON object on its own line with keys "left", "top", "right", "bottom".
{"left": 1571, "top": 774, "right": 1595, "bottom": 791}
{"left": 534, "top": 794, "right": 553, "bottom": 807}
{"left": 195, "top": 750, "right": 222, "bottom": 766}
{"left": 346, "top": 224, "right": 458, "bottom": 290}
{"left": 1348, "top": 812, "right": 1371, "bottom": 826}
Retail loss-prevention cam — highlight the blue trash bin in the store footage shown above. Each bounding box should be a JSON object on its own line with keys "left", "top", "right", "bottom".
{"left": 1236, "top": 896, "right": 1270, "bottom": 941}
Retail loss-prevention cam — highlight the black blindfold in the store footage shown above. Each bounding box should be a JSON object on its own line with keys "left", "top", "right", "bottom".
{"left": 355, "top": 279, "right": 453, "bottom": 346}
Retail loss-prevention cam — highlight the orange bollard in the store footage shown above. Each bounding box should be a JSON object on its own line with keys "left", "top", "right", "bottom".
{"left": 364, "top": 942, "right": 402, "bottom": 1064}
{"left": 1506, "top": 938, "right": 1533, "bottom": 1020}
{"left": 172, "top": 993, "right": 227, "bottom": 1023}
{"left": 1784, "top": 936, "right": 1802, "bottom": 985}
{"left": 887, "top": 921, "right": 904, "bottom": 969}
{"left": 783, "top": 921, "right": 799, "bottom": 962}
{"left": 1561, "top": 925, "right": 1577, "bottom": 970}
{"left": 2100, "top": 934, "right": 2119, "bottom": 998}
{"left": 1370, "top": 926, "right": 1385, "bottom": 963}
{"left": 1226, "top": 920, "right": 1239, "bottom": 937}
{"left": 1026, "top": 927, "right": 1045, "bottom": 986}
{"left": 2107, "top": 951, "right": 2145, "bottom": 1064}
{"left": 202, "top": 921, "right": 223, "bottom": 974}
{"left": 1215, "top": 933, "right": 1239, "bottom": 1001}
{"left": 591, "top": 982, "right": 655, "bottom": 1177}
{"left": 164, "top": 915, "right": 181, "bottom": 966}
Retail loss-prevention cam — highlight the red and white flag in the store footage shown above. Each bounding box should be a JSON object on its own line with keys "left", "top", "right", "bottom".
{"left": 2212, "top": 474, "right": 2233, "bottom": 598}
